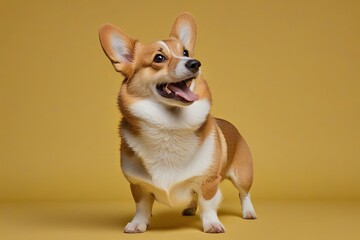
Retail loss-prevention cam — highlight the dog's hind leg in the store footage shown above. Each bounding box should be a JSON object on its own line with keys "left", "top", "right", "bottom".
{"left": 228, "top": 137, "right": 257, "bottom": 219}
{"left": 229, "top": 169, "right": 257, "bottom": 219}
{"left": 216, "top": 118, "right": 257, "bottom": 219}
{"left": 239, "top": 192, "right": 256, "bottom": 219}
{"left": 182, "top": 192, "right": 198, "bottom": 216}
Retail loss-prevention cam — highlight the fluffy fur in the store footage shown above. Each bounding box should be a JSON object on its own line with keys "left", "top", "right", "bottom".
{"left": 99, "top": 12, "right": 256, "bottom": 233}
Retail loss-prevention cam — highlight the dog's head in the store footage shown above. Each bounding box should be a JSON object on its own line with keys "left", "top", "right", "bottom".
{"left": 99, "top": 13, "right": 202, "bottom": 107}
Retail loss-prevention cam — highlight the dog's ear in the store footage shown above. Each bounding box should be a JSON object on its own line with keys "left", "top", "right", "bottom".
{"left": 169, "top": 13, "right": 197, "bottom": 55}
{"left": 99, "top": 24, "right": 137, "bottom": 77}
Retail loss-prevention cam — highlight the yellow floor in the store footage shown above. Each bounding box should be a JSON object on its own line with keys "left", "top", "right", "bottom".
{"left": 1, "top": 200, "right": 359, "bottom": 240}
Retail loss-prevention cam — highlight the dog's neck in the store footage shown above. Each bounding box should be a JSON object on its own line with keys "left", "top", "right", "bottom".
{"left": 126, "top": 98, "right": 211, "bottom": 131}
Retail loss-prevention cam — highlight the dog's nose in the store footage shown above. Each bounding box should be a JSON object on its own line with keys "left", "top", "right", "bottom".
{"left": 185, "top": 59, "right": 201, "bottom": 73}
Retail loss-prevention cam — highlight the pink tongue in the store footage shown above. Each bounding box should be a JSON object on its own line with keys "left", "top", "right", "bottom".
{"left": 167, "top": 81, "right": 199, "bottom": 102}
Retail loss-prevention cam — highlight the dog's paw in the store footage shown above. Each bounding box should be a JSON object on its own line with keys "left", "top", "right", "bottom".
{"left": 242, "top": 204, "right": 257, "bottom": 219}
{"left": 242, "top": 210, "right": 257, "bottom": 219}
{"left": 124, "top": 221, "right": 147, "bottom": 233}
{"left": 241, "top": 195, "right": 257, "bottom": 219}
{"left": 203, "top": 222, "right": 225, "bottom": 233}
{"left": 182, "top": 207, "right": 197, "bottom": 216}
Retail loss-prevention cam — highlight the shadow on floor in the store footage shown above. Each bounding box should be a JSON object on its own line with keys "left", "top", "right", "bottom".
{"left": 2, "top": 202, "right": 245, "bottom": 233}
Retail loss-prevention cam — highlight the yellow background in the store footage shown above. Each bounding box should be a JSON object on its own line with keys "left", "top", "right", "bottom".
{"left": 1, "top": 0, "right": 359, "bottom": 203}
{"left": 1, "top": 1, "right": 360, "bottom": 239}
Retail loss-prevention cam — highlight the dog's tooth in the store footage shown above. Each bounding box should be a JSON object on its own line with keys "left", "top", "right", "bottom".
{"left": 165, "top": 85, "right": 171, "bottom": 94}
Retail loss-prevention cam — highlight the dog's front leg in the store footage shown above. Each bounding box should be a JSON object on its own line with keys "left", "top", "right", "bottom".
{"left": 198, "top": 188, "right": 225, "bottom": 233}
{"left": 124, "top": 184, "right": 154, "bottom": 233}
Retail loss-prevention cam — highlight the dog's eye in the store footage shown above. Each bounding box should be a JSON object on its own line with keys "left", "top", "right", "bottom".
{"left": 154, "top": 54, "right": 166, "bottom": 63}
{"left": 183, "top": 49, "right": 189, "bottom": 57}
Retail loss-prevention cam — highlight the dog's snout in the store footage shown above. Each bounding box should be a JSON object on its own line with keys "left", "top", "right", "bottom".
{"left": 185, "top": 59, "right": 201, "bottom": 73}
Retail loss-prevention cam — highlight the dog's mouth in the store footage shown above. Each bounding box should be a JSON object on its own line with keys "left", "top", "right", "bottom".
{"left": 156, "top": 78, "right": 199, "bottom": 103}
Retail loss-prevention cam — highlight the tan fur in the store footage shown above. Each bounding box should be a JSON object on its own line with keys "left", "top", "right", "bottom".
{"left": 130, "top": 183, "right": 144, "bottom": 203}
{"left": 216, "top": 118, "right": 253, "bottom": 193}
{"left": 99, "top": 12, "right": 256, "bottom": 233}
{"left": 99, "top": 24, "right": 137, "bottom": 76}
{"left": 200, "top": 117, "right": 224, "bottom": 200}
{"left": 169, "top": 13, "right": 197, "bottom": 54}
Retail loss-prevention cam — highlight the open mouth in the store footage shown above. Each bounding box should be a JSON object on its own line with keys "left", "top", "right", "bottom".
{"left": 156, "top": 78, "right": 199, "bottom": 103}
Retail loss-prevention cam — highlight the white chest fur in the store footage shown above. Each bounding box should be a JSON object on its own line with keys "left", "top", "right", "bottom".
{"left": 129, "top": 98, "right": 211, "bottom": 130}
{"left": 121, "top": 99, "right": 214, "bottom": 206}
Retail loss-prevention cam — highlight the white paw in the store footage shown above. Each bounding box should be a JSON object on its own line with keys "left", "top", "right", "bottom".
{"left": 242, "top": 209, "right": 257, "bottom": 219}
{"left": 124, "top": 221, "right": 147, "bottom": 233}
{"left": 241, "top": 194, "right": 257, "bottom": 219}
{"left": 203, "top": 222, "right": 225, "bottom": 233}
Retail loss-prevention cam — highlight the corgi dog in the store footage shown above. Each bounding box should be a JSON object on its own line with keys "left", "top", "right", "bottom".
{"left": 99, "top": 13, "right": 256, "bottom": 233}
